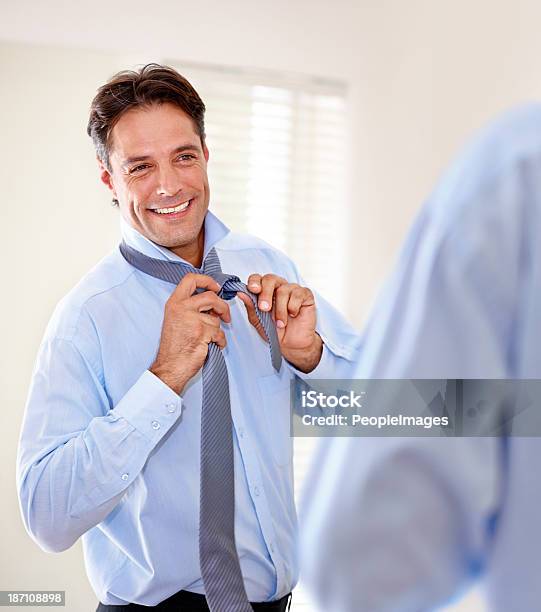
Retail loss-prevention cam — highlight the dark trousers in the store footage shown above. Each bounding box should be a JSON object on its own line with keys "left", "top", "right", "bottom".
{"left": 96, "top": 590, "right": 292, "bottom": 612}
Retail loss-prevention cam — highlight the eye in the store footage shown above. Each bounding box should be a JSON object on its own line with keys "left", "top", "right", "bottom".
{"left": 129, "top": 164, "right": 151, "bottom": 174}
{"left": 176, "top": 153, "right": 196, "bottom": 162}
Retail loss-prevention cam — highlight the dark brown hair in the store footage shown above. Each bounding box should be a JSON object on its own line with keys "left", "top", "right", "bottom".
{"left": 87, "top": 63, "right": 206, "bottom": 171}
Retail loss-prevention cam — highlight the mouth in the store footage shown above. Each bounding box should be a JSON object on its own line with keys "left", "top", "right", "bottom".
{"left": 149, "top": 199, "right": 192, "bottom": 218}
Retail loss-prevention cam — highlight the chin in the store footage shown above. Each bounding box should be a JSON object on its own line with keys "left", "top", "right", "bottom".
{"left": 154, "top": 230, "right": 199, "bottom": 250}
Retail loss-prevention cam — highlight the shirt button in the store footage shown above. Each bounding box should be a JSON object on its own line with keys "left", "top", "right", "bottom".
{"left": 270, "top": 543, "right": 275, "bottom": 553}
{"left": 254, "top": 486, "right": 260, "bottom": 497}
{"left": 238, "top": 428, "right": 244, "bottom": 438}
{"left": 165, "top": 402, "right": 176, "bottom": 413}
{"left": 151, "top": 420, "right": 161, "bottom": 430}
{"left": 121, "top": 473, "right": 129, "bottom": 481}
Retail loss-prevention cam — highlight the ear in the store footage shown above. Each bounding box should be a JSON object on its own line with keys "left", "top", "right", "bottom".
{"left": 97, "top": 156, "right": 117, "bottom": 198}
{"left": 203, "top": 142, "right": 209, "bottom": 162}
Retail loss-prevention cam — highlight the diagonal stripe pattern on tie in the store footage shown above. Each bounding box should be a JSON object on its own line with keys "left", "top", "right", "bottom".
{"left": 119, "top": 242, "right": 281, "bottom": 611}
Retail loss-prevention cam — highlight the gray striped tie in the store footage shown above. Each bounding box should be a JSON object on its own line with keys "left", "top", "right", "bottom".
{"left": 119, "top": 242, "right": 281, "bottom": 611}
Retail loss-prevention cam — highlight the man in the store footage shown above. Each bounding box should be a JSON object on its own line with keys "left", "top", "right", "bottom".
{"left": 16, "top": 64, "right": 360, "bottom": 611}
{"left": 300, "top": 104, "right": 541, "bottom": 611}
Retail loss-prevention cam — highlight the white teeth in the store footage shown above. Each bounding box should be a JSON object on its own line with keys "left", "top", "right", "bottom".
{"left": 154, "top": 200, "right": 190, "bottom": 214}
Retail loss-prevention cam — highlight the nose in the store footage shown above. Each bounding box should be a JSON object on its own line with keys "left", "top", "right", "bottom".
{"left": 156, "top": 164, "right": 183, "bottom": 198}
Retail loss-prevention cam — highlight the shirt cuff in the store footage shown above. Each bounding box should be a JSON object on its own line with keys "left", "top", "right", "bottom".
{"left": 285, "top": 343, "right": 341, "bottom": 380}
{"left": 112, "top": 370, "right": 183, "bottom": 444}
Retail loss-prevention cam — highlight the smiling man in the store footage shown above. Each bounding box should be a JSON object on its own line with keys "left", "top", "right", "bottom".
{"left": 16, "top": 64, "right": 359, "bottom": 612}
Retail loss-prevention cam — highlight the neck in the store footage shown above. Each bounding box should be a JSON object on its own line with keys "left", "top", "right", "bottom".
{"left": 171, "top": 228, "right": 205, "bottom": 268}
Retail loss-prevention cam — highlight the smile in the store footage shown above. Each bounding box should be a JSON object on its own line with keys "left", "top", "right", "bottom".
{"left": 152, "top": 200, "right": 191, "bottom": 214}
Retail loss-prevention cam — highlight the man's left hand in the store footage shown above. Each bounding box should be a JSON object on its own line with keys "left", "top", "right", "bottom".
{"left": 237, "top": 274, "right": 323, "bottom": 373}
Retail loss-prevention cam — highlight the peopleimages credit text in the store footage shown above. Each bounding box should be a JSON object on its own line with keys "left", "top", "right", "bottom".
{"left": 300, "top": 389, "right": 447, "bottom": 428}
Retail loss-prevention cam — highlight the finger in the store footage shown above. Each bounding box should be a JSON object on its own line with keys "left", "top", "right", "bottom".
{"left": 247, "top": 274, "right": 263, "bottom": 294}
{"left": 237, "top": 292, "right": 267, "bottom": 341}
{"left": 190, "top": 291, "right": 231, "bottom": 322}
{"left": 273, "top": 284, "right": 294, "bottom": 328}
{"left": 172, "top": 273, "right": 221, "bottom": 300}
{"left": 258, "top": 274, "right": 287, "bottom": 312}
{"left": 208, "top": 326, "right": 227, "bottom": 349}
{"left": 200, "top": 312, "right": 222, "bottom": 328}
{"left": 288, "top": 287, "right": 314, "bottom": 317}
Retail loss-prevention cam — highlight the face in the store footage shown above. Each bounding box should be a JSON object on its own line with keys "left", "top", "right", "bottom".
{"left": 100, "top": 102, "right": 210, "bottom": 263}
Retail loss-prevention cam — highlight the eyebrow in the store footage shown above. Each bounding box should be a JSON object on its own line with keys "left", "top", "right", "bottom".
{"left": 121, "top": 144, "right": 201, "bottom": 167}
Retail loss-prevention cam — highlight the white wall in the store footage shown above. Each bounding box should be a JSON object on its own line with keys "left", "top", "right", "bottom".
{"left": 3, "top": 1, "right": 541, "bottom": 610}
{"left": 349, "top": 0, "right": 541, "bottom": 325}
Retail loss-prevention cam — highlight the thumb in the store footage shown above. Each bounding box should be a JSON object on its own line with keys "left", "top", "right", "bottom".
{"left": 237, "top": 292, "right": 267, "bottom": 341}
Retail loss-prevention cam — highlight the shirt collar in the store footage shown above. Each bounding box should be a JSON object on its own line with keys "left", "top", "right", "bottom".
{"left": 120, "top": 210, "right": 230, "bottom": 266}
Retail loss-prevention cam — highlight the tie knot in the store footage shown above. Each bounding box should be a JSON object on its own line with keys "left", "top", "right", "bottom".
{"left": 213, "top": 274, "right": 243, "bottom": 300}
{"left": 201, "top": 248, "right": 242, "bottom": 300}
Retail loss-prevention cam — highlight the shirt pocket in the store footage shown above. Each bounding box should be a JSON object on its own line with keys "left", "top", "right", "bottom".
{"left": 257, "top": 370, "right": 294, "bottom": 467}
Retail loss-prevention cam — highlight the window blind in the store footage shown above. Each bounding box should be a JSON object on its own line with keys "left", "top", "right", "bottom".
{"left": 168, "top": 61, "right": 349, "bottom": 313}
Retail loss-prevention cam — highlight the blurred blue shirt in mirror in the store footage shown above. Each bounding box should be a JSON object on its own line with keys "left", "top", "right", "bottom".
{"left": 301, "top": 103, "right": 541, "bottom": 612}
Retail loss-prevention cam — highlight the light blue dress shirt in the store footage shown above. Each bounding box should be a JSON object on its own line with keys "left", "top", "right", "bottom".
{"left": 300, "top": 103, "right": 541, "bottom": 611}
{"left": 16, "top": 210, "right": 360, "bottom": 606}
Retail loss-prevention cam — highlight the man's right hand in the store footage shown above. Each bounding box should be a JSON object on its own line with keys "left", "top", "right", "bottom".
{"left": 149, "top": 273, "right": 231, "bottom": 395}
